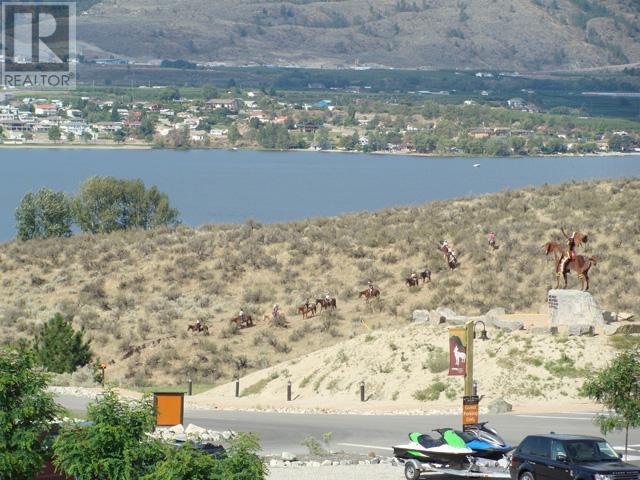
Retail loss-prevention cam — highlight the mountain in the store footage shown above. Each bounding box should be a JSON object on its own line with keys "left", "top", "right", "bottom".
{"left": 77, "top": 0, "right": 640, "bottom": 70}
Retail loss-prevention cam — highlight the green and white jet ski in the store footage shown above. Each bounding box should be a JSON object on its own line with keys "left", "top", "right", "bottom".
{"left": 393, "top": 431, "right": 474, "bottom": 466}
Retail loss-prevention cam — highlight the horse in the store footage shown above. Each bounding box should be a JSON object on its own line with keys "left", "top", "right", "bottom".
{"left": 405, "top": 276, "right": 419, "bottom": 287}
{"left": 438, "top": 243, "right": 458, "bottom": 269}
{"left": 187, "top": 323, "right": 209, "bottom": 335}
{"left": 420, "top": 269, "right": 432, "bottom": 283}
{"left": 315, "top": 298, "right": 337, "bottom": 310}
{"left": 297, "top": 304, "right": 316, "bottom": 319}
{"left": 269, "top": 312, "right": 288, "bottom": 328}
{"left": 359, "top": 287, "right": 380, "bottom": 299}
{"left": 544, "top": 241, "right": 597, "bottom": 291}
{"left": 230, "top": 314, "right": 253, "bottom": 328}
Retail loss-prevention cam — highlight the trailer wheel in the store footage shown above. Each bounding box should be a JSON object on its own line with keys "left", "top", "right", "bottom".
{"left": 405, "top": 462, "right": 420, "bottom": 480}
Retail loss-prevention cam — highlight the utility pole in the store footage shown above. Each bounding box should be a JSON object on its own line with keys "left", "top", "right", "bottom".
{"left": 464, "top": 320, "right": 474, "bottom": 396}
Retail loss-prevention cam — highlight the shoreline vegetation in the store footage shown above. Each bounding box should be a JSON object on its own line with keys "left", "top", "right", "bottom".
{"left": 0, "top": 144, "right": 638, "bottom": 158}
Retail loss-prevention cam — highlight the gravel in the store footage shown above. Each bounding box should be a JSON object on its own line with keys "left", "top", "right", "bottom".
{"left": 268, "top": 464, "right": 401, "bottom": 479}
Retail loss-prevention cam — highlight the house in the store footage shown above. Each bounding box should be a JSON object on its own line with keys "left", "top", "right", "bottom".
{"left": 294, "top": 121, "right": 320, "bottom": 133}
{"left": 355, "top": 113, "right": 374, "bottom": 126}
{"left": 206, "top": 98, "right": 240, "bottom": 112}
{"left": 314, "top": 100, "right": 332, "bottom": 108}
{"left": 61, "top": 120, "right": 88, "bottom": 136}
{"left": 210, "top": 128, "right": 228, "bottom": 136}
{"left": 94, "top": 122, "right": 123, "bottom": 133}
{"left": 469, "top": 127, "right": 493, "bottom": 139}
{"left": 248, "top": 110, "right": 269, "bottom": 122}
{"left": 34, "top": 104, "right": 57, "bottom": 116}
{"left": 190, "top": 130, "right": 208, "bottom": 142}
{"left": 271, "top": 115, "right": 289, "bottom": 125}
{"left": 507, "top": 98, "right": 525, "bottom": 109}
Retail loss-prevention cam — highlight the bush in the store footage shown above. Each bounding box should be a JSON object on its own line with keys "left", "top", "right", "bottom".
{"left": 413, "top": 381, "right": 447, "bottom": 401}
{"left": 72, "top": 176, "right": 179, "bottom": 234}
{"left": 15, "top": 188, "right": 72, "bottom": 240}
{"left": 0, "top": 345, "right": 61, "bottom": 479}
{"left": 33, "top": 313, "right": 93, "bottom": 374}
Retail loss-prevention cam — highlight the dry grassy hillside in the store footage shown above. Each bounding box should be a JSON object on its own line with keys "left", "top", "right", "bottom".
{"left": 0, "top": 178, "right": 638, "bottom": 389}
{"left": 79, "top": 0, "right": 640, "bottom": 69}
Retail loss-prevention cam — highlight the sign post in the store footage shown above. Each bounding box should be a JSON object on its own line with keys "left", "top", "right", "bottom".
{"left": 153, "top": 392, "right": 184, "bottom": 427}
{"left": 462, "top": 395, "right": 480, "bottom": 430}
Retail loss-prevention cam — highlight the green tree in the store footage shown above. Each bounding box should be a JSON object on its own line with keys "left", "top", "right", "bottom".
{"left": 201, "top": 84, "right": 218, "bottom": 100}
{"left": 581, "top": 349, "right": 640, "bottom": 459}
{"left": 33, "top": 313, "right": 92, "bottom": 374}
{"left": 72, "top": 176, "right": 180, "bottom": 234}
{"left": 228, "top": 124, "right": 241, "bottom": 145}
{"left": 113, "top": 129, "right": 127, "bottom": 143}
{"left": 48, "top": 126, "right": 61, "bottom": 142}
{"left": 15, "top": 188, "right": 73, "bottom": 240}
{"left": 66, "top": 132, "right": 75, "bottom": 142}
{"left": 314, "top": 128, "right": 332, "bottom": 150}
{"left": 0, "top": 346, "right": 61, "bottom": 479}
{"left": 53, "top": 390, "right": 164, "bottom": 480}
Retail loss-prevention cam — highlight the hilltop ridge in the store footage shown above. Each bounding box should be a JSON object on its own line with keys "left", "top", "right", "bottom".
{"left": 78, "top": 0, "right": 640, "bottom": 70}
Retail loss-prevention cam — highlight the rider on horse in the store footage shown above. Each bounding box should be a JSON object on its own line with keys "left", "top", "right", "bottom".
{"left": 411, "top": 271, "right": 418, "bottom": 282}
{"left": 487, "top": 232, "right": 496, "bottom": 247}
{"left": 239, "top": 308, "right": 245, "bottom": 323}
{"left": 304, "top": 298, "right": 311, "bottom": 309}
{"left": 272, "top": 304, "right": 280, "bottom": 319}
{"left": 559, "top": 229, "right": 587, "bottom": 275}
{"left": 441, "top": 240, "right": 455, "bottom": 262}
{"left": 367, "top": 280, "right": 374, "bottom": 295}
{"left": 195, "top": 318, "right": 202, "bottom": 332}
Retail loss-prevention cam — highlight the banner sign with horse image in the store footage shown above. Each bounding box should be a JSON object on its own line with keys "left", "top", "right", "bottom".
{"left": 448, "top": 327, "right": 467, "bottom": 376}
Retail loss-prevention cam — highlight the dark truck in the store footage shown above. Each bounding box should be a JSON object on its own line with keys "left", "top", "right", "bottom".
{"left": 510, "top": 434, "right": 640, "bottom": 480}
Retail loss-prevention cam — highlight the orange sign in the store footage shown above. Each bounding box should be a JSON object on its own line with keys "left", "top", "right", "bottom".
{"left": 154, "top": 392, "right": 184, "bottom": 426}
{"left": 462, "top": 395, "right": 479, "bottom": 427}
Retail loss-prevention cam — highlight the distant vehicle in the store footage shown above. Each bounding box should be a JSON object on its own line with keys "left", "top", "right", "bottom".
{"left": 473, "top": 163, "right": 481, "bottom": 167}
{"left": 510, "top": 434, "right": 640, "bottom": 480}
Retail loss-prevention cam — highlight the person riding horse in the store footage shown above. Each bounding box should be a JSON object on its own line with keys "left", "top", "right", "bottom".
{"left": 239, "top": 308, "right": 245, "bottom": 324}
{"left": 272, "top": 304, "right": 281, "bottom": 319}
{"left": 441, "top": 240, "right": 455, "bottom": 262}
{"left": 487, "top": 232, "right": 496, "bottom": 248}
{"left": 367, "top": 280, "right": 375, "bottom": 295}
{"left": 195, "top": 318, "right": 202, "bottom": 332}
{"left": 559, "top": 228, "right": 588, "bottom": 275}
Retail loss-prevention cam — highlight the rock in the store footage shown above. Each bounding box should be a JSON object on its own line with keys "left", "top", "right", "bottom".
{"left": 370, "top": 457, "right": 380, "bottom": 464}
{"left": 412, "top": 310, "right": 430, "bottom": 323}
{"left": 281, "top": 452, "right": 297, "bottom": 462}
{"left": 292, "top": 461, "right": 304, "bottom": 467}
{"left": 530, "top": 327, "right": 552, "bottom": 335}
{"left": 340, "top": 459, "right": 352, "bottom": 465}
{"left": 269, "top": 459, "right": 283, "bottom": 468}
{"left": 332, "top": 461, "right": 340, "bottom": 466}
{"left": 221, "top": 430, "right": 234, "bottom": 440}
{"left": 447, "top": 315, "right": 486, "bottom": 326}
{"left": 436, "top": 307, "right": 457, "bottom": 320}
{"left": 429, "top": 310, "right": 446, "bottom": 324}
{"left": 604, "top": 322, "right": 640, "bottom": 336}
{"left": 485, "top": 307, "right": 506, "bottom": 321}
{"left": 603, "top": 311, "right": 618, "bottom": 322}
{"left": 185, "top": 424, "right": 206, "bottom": 437}
{"left": 310, "top": 461, "right": 320, "bottom": 467}
{"left": 619, "top": 312, "right": 635, "bottom": 321}
{"left": 567, "top": 324, "right": 594, "bottom": 336}
{"left": 321, "top": 460, "right": 332, "bottom": 466}
{"left": 168, "top": 424, "right": 184, "bottom": 434}
{"left": 547, "top": 290, "right": 604, "bottom": 326}
{"left": 491, "top": 317, "right": 524, "bottom": 332}
{"left": 488, "top": 398, "right": 512, "bottom": 414}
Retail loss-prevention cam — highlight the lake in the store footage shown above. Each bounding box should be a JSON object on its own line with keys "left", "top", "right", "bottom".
{"left": 1, "top": 148, "right": 639, "bottom": 242}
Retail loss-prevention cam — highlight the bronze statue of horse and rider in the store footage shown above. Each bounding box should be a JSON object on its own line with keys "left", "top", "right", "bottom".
{"left": 544, "top": 229, "right": 596, "bottom": 291}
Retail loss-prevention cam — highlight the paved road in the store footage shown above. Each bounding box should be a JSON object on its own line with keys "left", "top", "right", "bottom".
{"left": 57, "top": 395, "right": 640, "bottom": 457}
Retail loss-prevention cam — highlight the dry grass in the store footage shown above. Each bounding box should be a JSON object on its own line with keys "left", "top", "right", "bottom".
{"left": 0, "top": 178, "right": 638, "bottom": 389}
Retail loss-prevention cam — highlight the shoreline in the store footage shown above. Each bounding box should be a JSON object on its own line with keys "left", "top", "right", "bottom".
{"left": 0, "top": 143, "right": 638, "bottom": 157}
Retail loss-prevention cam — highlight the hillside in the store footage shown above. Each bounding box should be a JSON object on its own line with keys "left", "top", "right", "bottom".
{"left": 0, "top": 178, "right": 638, "bottom": 390}
{"left": 77, "top": 0, "right": 640, "bottom": 70}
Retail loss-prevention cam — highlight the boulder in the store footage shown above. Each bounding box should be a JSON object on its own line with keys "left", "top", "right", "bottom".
{"left": 429, "top": 310, "right": 446, "bottom": 324}
{"left": 485, "top": 307, "right": 506, "bottom": 321}
{"left": 488, "top": 398, "right": 512, "bottom": 414}
{"left": 491, "top": 317, "right": 524, "bottom": 332}
{"left": 310, "top": 461, "right": 321, "bottom": 467}
{"left": 547, "top": 290, "right": 604, "bottom": 327}
{"left": 168, "top": 424, "right": 185, "bottom": 434}
{"left": 281, "top": 452, "right": 297, "bottom": 462}
{"left": 436, "top": 307, "right": 457, "bottom": 320}
{"left": 321, "top": 460, "right": 332, "bottom": 466}
{"left": 567, "top": 324, "right": 594, "bottom": 336}
{"left": 269, "top": 459, "right": 283, "bottom": 468}
{"left": 604, "top": 322, "right": 640, "bottom": 336}
{"left": 447, "top": 315, "right": 486, "bottom": 326}
{"left": 185, "top": 424, "right": 206, "bottom": 437}
{"left": 412, "top": 310, "right": 430, "bottom": 323}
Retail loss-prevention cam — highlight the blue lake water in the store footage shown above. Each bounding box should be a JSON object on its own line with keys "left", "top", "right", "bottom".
{"left": 0, "top": 148, "right": 639, "bottom": 242}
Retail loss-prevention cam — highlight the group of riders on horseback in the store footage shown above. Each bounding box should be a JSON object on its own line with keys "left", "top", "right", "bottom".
{"left": 188, "top": 228, "right": 596, "bottom": 335}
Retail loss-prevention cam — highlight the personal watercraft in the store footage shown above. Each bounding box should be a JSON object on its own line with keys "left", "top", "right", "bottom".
{"left": 393, "top": 431, "right": 474, "bottom": 466}
{"left": 434, "top": 423, "right": 512, "bottom": 460}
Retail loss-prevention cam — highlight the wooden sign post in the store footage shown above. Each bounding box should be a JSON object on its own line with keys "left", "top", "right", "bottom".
{"left": 153, "top": 392, "right": 184, "bottom": 427}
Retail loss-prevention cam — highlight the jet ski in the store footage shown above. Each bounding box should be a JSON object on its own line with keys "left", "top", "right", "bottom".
{"left": 393, "top": 431, "right": 474, "bottom": 467}
{"left": 433, "top": 423, "right": 512, "bottom": 460}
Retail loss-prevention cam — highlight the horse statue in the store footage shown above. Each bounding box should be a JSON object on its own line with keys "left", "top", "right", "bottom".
{"left": 315, "top": 298, "right": 337, "bottom": 310}
{"left": 420, "top": 269, "right": 432, "bottom": 283}
{"left": 405, "top": 276, "right": 419, "bottom": 287}
{"left": 230, "top": 314, "right": 254, "bottom": 328}
{"left": 297, "top": 304, "right": 316, "bottom": 319}
{"left": 544, "top": 240, "right": 597, "bottom": 291}
{"left": 438, "top": 242, "right": 458, "bottom": 269}
{"left": 187, "top": 323, "right": 209, "bottom": 335}
{"left": 359, "top": 287, "right": 380, "bottom": 299}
